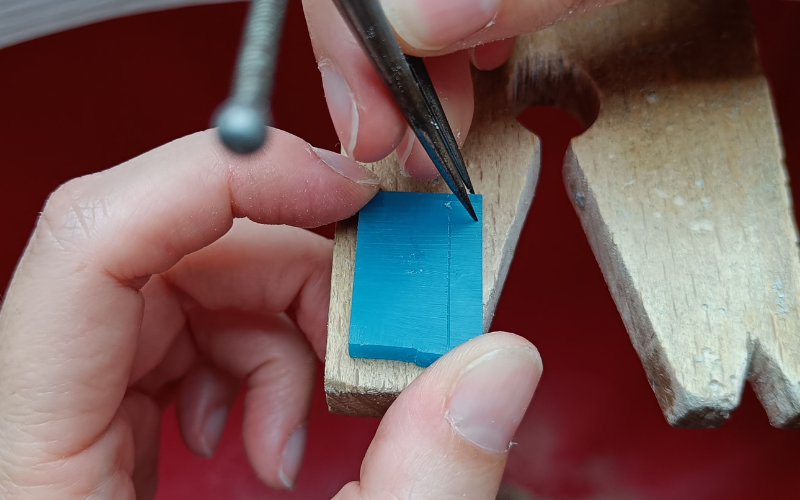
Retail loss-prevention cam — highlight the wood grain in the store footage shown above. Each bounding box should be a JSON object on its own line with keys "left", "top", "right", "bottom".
{"left": 327, "top": 0, "right": 800, "bottom": 427}
{"left": 538, "top": 0, "right": 799, "bottom": 427}
{"left": 325, "top": 67, "right": 541, "bottom": 417}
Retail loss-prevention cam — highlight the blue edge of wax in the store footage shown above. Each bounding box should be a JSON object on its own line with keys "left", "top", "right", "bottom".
{"left": 348, "top": 191, "right": 483, "bottom": 368}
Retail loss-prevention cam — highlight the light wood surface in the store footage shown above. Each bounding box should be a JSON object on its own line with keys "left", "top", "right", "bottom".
{"left": 325, "top": 68, "right": 541, "bottom": 417}
{"left": 326, "top": 0, "right": 800, "bottom": 427}
{"left": 543, "top": 0, "right": 799, "bottom": 427}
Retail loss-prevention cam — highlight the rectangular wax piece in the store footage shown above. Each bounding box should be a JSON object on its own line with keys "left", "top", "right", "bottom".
{"left": 348, "top": 191, "right": 483, "bottom": 367}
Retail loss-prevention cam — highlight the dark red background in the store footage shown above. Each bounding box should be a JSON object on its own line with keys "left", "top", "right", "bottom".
{"left": 1, "top": 1, "right": 799, "bottom": 498}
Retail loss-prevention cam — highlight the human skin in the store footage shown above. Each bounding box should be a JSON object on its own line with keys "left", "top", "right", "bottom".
{"left": 5, "top": 0, "right": 717, "bottom": 497}
{"left": 302, "top": 0, "right": 622, "bottom": 178}
{"left": 0, "top": 128, "right": 542, "bottom": 499}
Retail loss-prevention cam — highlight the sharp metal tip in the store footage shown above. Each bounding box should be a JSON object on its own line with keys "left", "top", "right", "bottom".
{"left": 447, "top": 176, "right": 478, "bottom": 221}
{"left": 464, "top": 198, "right": 479, "bottom": 222}
{"left": 333, "top": 0, "right": 478, "bottom": 220}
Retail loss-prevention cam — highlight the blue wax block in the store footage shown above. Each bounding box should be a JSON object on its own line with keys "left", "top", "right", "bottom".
{"left": 348, "top": 191, "right": 483, "bottom": 367}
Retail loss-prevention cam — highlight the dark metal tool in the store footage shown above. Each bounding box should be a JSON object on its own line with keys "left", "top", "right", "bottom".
{"left": 213, "top": 0, "right": 288, "bottom": 154}
{"left": 332, "top": 0, "right": 477, "bottom": 221}
{"left": 215, "top": 0, "right": 477, "bottom": 220}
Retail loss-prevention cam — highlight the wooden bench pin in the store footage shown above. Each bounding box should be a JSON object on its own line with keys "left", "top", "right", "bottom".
{"left": 326, "top": 0, "right": 800, "bottom": 428}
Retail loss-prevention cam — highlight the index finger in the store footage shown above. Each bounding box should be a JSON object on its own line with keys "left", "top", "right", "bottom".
{"left": 0, "top": 128, "right": 378, "bottom": 460}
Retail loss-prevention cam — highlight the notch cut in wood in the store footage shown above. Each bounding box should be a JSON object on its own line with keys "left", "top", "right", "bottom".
{"left": 539, "top": 0, "right": 800, "bottom": 428}
{"left": 326, "top": 0, "right": 800, "bottom": 427}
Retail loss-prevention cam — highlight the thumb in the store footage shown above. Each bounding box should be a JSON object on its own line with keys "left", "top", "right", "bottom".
{"left": 336, "top": 332, "right": 542, "bottom": 499}
{"left": 379, "top": 0, "right": 620, "bottom": 55}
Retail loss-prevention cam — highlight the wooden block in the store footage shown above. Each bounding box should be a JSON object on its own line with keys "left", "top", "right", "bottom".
{"left": 349, "top": 192, "right": 483, "bottom": 368}
{"left": 528, "top": 0, "right": 799, "bottom": 427}
{"left": 327, "top": 0, "right": 800, "bottom": 427}
{"left": 325, "top": 68, "right": 541, "bottom": 417}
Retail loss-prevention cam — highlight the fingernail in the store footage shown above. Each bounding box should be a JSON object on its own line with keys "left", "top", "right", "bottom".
{"left": 279, "top": 423, "right": 308, "bottom": 490}
{"left": 319, "top": 63, "right": 358, "bottom": 157}
{"left": 313, "top": 147, "right": 380, "bottom": 185}
{"left": 447, "top": 347, "right": 542, "bottom": 453}
{"left": 381, "top": 0, "right": 501, "bottom": 51}
{"left": 200, "top": 407, "right": 229, "bottom": 457}
{"left": 396, "top": 128, "right": 415, "bottom": 177}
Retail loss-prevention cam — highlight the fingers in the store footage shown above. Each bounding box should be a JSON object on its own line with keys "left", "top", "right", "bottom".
{"left": 131, "top": 221, "right": 328, "bottom": 487}
{"left": 304, "top": 0, "right": 618, "bottom": 180}
{"left": 397, "top": 51, "right": 474, "bottom": 179}
{"left": 139, "top": 303, "right": 317, "bottom": 489}
{"left": 131, "top": 219, "right": 334, "bottom": 397}
{"left": 187, "top": 309, "right": 316, "bottom": 490}
{"left": 336, "top": 332, "right": 542, "bottom": 500}
{"left": 133, "top": 327, "right": 198, "bottom": 407}
{"left": 304, "top": 0, "right": 474, "bottom": 179}
{"left": 161, "top": 220, "right": 334, "bottom": 358}
{"left": 380, "top": 0, "right": 504, "bottom": 53}
{"left": 0, "top": 128, "right": 377, "bottom": 462}
{"left": 381, "top": 0, "right": 622, "bottom": 56}
{"left": 304, "top": 0, "right": 407, "bottom": 161}
{"left": 121, "top": 391, "right": 161, "bottom": 500}
{"left": 130, "top": 274, "right": 189, "bottom": 384}
{"left": 470, "top": 38, "right": 518, "bottom": 71}
{"left": 175, "top": 363, "right": 240, "bottom": 458}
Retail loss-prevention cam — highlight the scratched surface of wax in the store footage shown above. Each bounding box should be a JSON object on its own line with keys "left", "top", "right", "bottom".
{"left": 349, "top": 191, "right": 483, "bottom": 367}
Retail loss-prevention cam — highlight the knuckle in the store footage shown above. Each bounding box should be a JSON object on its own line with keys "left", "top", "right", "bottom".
{"left": 39, "top": 176, "right": 110, "bottom": 253}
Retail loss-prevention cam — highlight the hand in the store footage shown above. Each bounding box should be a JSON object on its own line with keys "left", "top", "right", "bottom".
{"left": 0, "top": 129, "right": 542, "bottom": 499}
{"left": 302, "top": 0, "right": 620, "bottom": 178}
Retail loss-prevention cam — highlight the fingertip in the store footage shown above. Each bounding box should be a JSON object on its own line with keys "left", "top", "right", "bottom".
{"left": 200, "top": 407, "right": 229, "bottom": 458}
{"left": 475, "top": 331, "right": 540, "bottom": 355}
{"left": 278, "top": 423, "right": 308, "bottom": 490}
{"left": 318, "top": 61, "right": 407, "bottom": 164}
{"left": 221, "top": 128, "right": 379, "bottom": 228}
{"left": 444, "top": 341, "right": 541, "bottom": 452}
{"left": 351, "top": 332, "right": 541, "bottom": 498}
{"left": 424, "top": 331, "right": 543, "bottom": 400}
{"left": 470, "top": 38, "right": 517, "bottom": 71}
{"left": 396, "top": 52, "right": 474, "bottom": 181}
{"left": 305, "top": 0, "right": 407, "bottom": 165}
{"left": 343, "top": 78, "right": 407, "bottom": 163}
{"left": 319, "top": 62, "right": 359, "bottom": 158}
{"left": 206, "top": 316, "right": 316, "bottom": 491}
{"left": 350, "top": 119, "right": 407, "bottom": 164}
{"left": 175, "top": 364, "right": 238, "bottom": 459}
{"left": 425, "top": 52, "right": 474, "bottom": 147}
{"left": 380, "top": 0, "right": 501, "bottom": 52}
